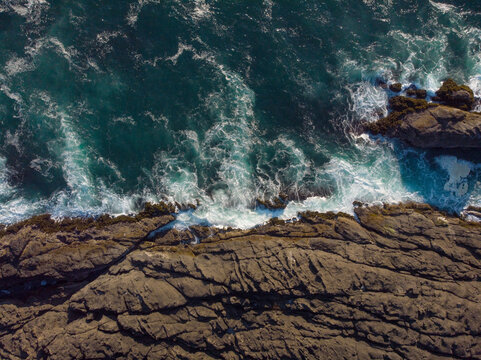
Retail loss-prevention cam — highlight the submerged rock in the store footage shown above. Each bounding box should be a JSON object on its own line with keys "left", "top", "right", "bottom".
{"left": 256, "top": 194, "right": 288, "bottom": 210}
{"left": 0, "top": 203, "right": 480, "bottom": 359}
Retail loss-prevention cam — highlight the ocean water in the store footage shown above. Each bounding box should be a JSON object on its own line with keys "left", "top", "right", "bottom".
{"left": 0, "top": 0, "right": 481, "bottom": 228}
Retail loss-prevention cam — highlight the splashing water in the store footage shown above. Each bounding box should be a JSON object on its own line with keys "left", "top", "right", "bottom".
{"left": 0, "top": 0, "right": 480, "bottom": 227}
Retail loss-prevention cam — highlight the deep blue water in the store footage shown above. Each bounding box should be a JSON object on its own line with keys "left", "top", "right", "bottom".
{"left": 0, "top": 0, "right": 481, "bottom": 227}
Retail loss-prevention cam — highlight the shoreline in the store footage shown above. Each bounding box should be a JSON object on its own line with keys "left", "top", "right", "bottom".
{"left": 1, "top": 200, "right": 479, "bottom": 296}
{"left": 1, "top": 194, "right": 480, "bottom": 234}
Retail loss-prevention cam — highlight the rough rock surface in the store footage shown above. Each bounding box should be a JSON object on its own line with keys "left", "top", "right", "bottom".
{"left": 0, "top": 214, "right": 174, "bottom": 293}
{"left": 373, "top": 104, "right": 481, "bottom": 149}
{"left": 434, "top": 78, "right": 475, "bottom": 110}
{"left": 1, "top": 203, "right": 481, "bottom": 359}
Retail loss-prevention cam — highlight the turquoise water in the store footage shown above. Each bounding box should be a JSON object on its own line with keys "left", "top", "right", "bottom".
{"left": 0, "top": 0, "right": 481, "bottom": 227}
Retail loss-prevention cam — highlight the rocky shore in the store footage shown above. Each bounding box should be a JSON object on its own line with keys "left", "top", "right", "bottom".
{"left": 366, "top": 79, "right": 481, "bottom": 149}
{"left": 1, "top": 202, "right": 481, "bottom": 359}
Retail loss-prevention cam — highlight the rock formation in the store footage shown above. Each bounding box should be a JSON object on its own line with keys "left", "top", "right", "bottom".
{"left": 389, "top": 83, "right": 402, "bottom": 92}
{"left": 434, "top": 79, "right": 475, "bottom": 111}
{"left": 369, "top": 103, "right": 481, "bottom": 148}
{"left": 366, "top": 80, "right": 481, "bottom": 149}
{"left": 1, "top": 203, "right": 480, "bottom": 359}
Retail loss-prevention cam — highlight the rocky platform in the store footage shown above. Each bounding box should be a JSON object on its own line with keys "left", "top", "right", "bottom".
{"left": 0, "top": 203, "right": 481, "bottom": 359}
{"left": 366, "top": 79, "right": 481, "bottom": 149}
{"left": 368, "top": 103, "right": 481, "bottom": 149}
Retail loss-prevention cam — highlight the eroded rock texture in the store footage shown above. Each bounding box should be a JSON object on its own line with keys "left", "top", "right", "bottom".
{"left": 1, "top": 204, "right": 481, "bottom": 359}
{"left": 384, "top": 105, "right": 481, "bottom": 149}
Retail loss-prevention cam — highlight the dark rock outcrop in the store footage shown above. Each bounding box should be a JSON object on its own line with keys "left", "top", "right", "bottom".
{"left": 435, "top": 79, "right": 475, "bottom": 110}
{"left": 1, "top": 203, "right": 481, "bottom": 359}
{"left": 369, "top": 103, "right": 481, "bottom": 148}
{"left": 365, "top": 79, "right": 481, "bottom": 149}
{"left": 256, "top": 194, "right": 288, "bottom": 210}
{"left": 406, "top": 87, "right": 427, "bottom": 99}
{"left": 389, "top": 83, "right": 402, "bottom": 92}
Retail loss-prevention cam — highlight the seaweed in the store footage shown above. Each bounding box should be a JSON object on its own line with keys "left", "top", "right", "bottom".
{"left": 407, "top": 88, "right": 427, "bottom": 99}
{"left": 435, "top": 78, "right": 474, "bottom": 110}
{"left": 136, "top": 202, "right": 176, "bottom": 219}
{"left": 365, "top": 96, "right": 436, "bottom": 135}
{"left": 267, "top": 217, "right": 286, "bottom": 226}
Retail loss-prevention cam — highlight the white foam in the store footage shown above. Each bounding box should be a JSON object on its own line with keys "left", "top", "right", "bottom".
{"left": 113, "top": 115, "right": 135, "bottom": 125}
{"left": 467, "top": 180, "right": 481, "bottom": 209}
{"left": 468, "top": 75, "right": 481, "bottom": 112}
{"left": 386, "top": 30, "right": 448, "bottom": 89}
{"left": 347, "top": 82, "right": 388, "bottom": 122}
{"left": 429, "top": 1, "right": 457, "bottom": 14}
{"left": 29, "top": 157, "right": 54, "bottom": 178}
{"left": 286, "top": 138, "right": 421, "bottom": 218}
{"left": 24, "top": 37, "right": 80, "bottom": 71}
{"left": 4, "top": 56, "right": 34, "bottom": 77}
{"left": 152, "top": 67, "right": 258, "bottom": 209}
{"left": 2, "top": 0, "right": 48, "bottom": 22}
{"left": 0, "top": 156, "right": 48, "bottom": 224}
{"left": 165, "top": 43, "right": 193, "bottom": 65}
{"left": 152, "top": 151, "right": 203, "bottom": 205}
{"left": 181, "top": 202, "right": 271, "bottom": 230}
{"left": 436, "top": 156, "right": 473, "bottom": 197}
{"left": 49, "top": 113, "right": 140, "bottom": 219}
{"left": 263, "top": 0, "right": 273, "bottom": 21}
{"left": 0, "top": 156, "right": 13, "bottom": 199}
{"left": 126, "top": 0, "right": 161, "bottom": 27}
{"left": 0, "top": 84, "right": 23, "bottom": 105}
{"left": 192, "top": 0, "right": 212, "bottom": 20}
{"left": 96, "top": 31, "right": 122, "bottom": 45}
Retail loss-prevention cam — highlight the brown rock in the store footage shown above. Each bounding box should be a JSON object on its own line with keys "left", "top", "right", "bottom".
{"left": 389, "top": 83, "right": 402, "bottom": 92}
{"left": 0, "top": 214, "right": 174, "bottom": 292}
{"left": 0, "top": 203, "right": 481, "bottom": 359}
{"left": 435, "top": 78, "right": 475, "bottom": 110}
{"left": 383, "top": 105, "right": 481, "bottom": 148}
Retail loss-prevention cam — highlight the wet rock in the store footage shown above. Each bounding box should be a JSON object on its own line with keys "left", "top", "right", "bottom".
{"left": 374, "top": 104, "right": 481, "bottom": 148}
{"left": 389, "top": 82, "right": 402, "bottom": 92}
{"left": 256, "top": 194, "right": 288, "bottom": 210}
{"left": 365, "top": 86, "right": 481, "bottom": 149}
{"left": 406, "top": 86, "right": 427, "bottom": 99}
{"left": 435, "top": 78, "right": 475, "bottom": 110}
{"left": 415, "top": 89, "right": 427, "bottom": 98}
{"left": 364, "top": 96, "right": 434, "bottom": 135}
{"left": 0, "top": 203, "right": 480, "bottom": 359}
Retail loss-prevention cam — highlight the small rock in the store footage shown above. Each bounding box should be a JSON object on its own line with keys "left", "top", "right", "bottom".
{"left": 389, "top": 83, "right": 402, "bottom": 92}
{"left": 435, "top": 78, "right": 475, "bottom": 110}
